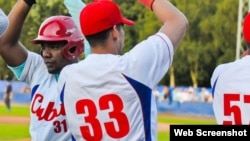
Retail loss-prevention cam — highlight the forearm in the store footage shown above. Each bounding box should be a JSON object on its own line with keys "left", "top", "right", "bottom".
{"left": 0, "top": 0, "right": 31, "bottom": 67}
{"left": 152, "top": 0, "right": 188, "bottom": 49}
{"left": 4, "top": 0, "right": 31, "bottom": 46}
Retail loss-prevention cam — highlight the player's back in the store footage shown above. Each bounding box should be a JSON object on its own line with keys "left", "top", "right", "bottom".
{"left": 60, "top": 54, "right": 158, "bottom": 141}
{"left": 212, "top": 56, "right": 250, "bottom": 124}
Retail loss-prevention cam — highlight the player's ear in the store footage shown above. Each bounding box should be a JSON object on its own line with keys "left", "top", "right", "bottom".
{"left": 111, "top": 25, "right": 118, "bottom": 38}
{"left": 111, "top": 25, "right": 120, "bottom": 39}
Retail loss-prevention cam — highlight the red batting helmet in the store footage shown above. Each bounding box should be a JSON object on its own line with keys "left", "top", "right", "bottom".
{"left": 31, "top": 16, "right": 84, "bottom": 60}
{"left": 243, "top": 13, "right": 250, "bottom": 43}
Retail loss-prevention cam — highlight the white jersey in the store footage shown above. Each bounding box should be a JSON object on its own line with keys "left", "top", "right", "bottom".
{"left": 58, "top": 32, "right": 174, "bottom": 141}
{"left": 9, "top": 52, "right": 73, "bottom": 141}
{"left": 211, "top": 56, "right": 250, "bottom": 124}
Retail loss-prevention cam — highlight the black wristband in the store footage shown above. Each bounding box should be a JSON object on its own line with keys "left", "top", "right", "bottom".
{"left": 23, "top": 0, "right": 36, "bottom": 6}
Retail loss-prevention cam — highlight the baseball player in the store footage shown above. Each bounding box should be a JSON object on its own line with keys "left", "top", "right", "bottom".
{"left": 0, "top": 0, "right": 87, "bottom": 140}
{"left": 3, "top": 80, "right": 13, "bottom": 112}
{"left": 211, "top": 13, "right": 250, "bottom": 125}
{"left": 58, "top": 0, "right": 188, "bottom": 140}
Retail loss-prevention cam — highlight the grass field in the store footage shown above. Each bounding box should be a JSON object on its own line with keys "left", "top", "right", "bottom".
{"left": 0, "top": 104, "right": 216, "bottom": 141}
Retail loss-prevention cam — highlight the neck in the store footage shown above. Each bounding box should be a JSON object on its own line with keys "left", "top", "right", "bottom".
{"left": 91, "top": 45, "right": 118, "bottom": 55}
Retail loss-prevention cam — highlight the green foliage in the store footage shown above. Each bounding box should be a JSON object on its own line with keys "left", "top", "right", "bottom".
{"left": 0, "top": 0, "right": 242, "bottom": 87}
{"left": 166, "top": 0, "right": 238, "bottom": 86}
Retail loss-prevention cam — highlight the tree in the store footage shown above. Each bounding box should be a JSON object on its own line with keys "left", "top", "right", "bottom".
{"left": 0, "top": 0, "right": 240, "bottom": 88}
{"left": 169, "top": 0, "right": 238, "bottom": 87}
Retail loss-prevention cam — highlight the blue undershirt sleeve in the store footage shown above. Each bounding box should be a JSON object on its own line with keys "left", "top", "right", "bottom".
{"left": 7, "top": 61, "right": 26, "bottom": 80}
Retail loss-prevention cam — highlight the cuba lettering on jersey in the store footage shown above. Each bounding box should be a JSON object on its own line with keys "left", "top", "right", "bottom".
{"left": 30, "top": 87, "right": 65, "bottom": 121}
{"left": 11, "top": 52, "right": 72, "bottom": 141}
{"left": 211, "top": 56, "right": 250, "bottom": 125}
{"left": 59, "top": 33, "right": 173, "bottom": 141}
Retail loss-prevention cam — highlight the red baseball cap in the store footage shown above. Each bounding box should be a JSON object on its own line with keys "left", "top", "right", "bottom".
{"left": 243, "top": 12, "right": 250, "bottom": 43}
{"left": 80, "top": 0, "right": 135, "bottom": 36}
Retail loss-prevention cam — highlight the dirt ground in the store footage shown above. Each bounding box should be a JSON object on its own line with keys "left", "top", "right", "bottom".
{"left": 0, "top": 116, "right": 30, "bottom": 125}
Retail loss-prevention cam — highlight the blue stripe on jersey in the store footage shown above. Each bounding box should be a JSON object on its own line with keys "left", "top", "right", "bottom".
{"left": 123, "top": 74, "right": 152, "bottom": 141}
{"left": 71, "top": 135, "right": 76, "bottom": 141}
{"left": 61, "top": 83, "right": 76, "bottom": 141}
{"left": 212, "top": 76, "right": 219, "bottom": 98}
{"left": 60, "top": 83, "right": 66, "bottom": 104}
{"left": 31, "top": 84, "right": 39, "bottom": 101}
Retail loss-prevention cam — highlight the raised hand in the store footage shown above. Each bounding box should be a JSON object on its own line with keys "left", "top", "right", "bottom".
{"left": 23, "top": 0, "right": 36, "bottom": 6}
{"left": 139, "top": 0, "right": 154, "bottom": 10}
